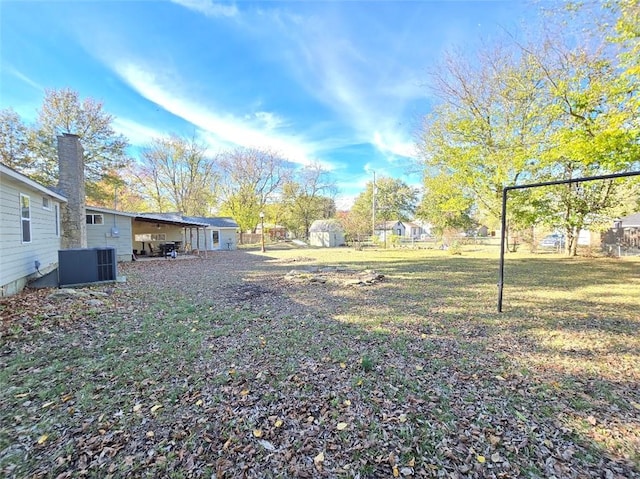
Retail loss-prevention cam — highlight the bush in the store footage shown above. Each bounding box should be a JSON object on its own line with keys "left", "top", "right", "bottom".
{"left": 449, "top": 241, "right": 462, "bottom": 255}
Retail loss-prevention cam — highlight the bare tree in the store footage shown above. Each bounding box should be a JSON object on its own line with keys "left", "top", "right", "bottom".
{"left": 218, "top": 147, "right": 291, "bottom": 240}
{"left": 0, "top": 108, "right": 33, "bottom": 171}
{"left": 136, "top": 134, "right": 218, "bottom": 216}
{"left": 282, "top": 163, "right": 337, "bottom": 239}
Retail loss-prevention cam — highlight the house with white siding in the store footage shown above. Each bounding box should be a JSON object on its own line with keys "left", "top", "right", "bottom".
{"left": 85, "top": 206, "right": 136, "bottom": 262}
{"left": 0, "top": 163, "right": 67, "bottom": 296}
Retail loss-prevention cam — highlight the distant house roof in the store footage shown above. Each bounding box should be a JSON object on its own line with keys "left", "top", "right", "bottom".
{"left": 183, "top": 216, "right": 238, "bottom": 229}
{"left": 620, "top": 212, "right": 640, "bottom": 228}
{"left": 309, "top": 219, "right": 344, "bottom": 232}
{"left": 376, "top": 220, "right": 403, "bottom": 230}
{"left": 0, "top": 163, "right": 67, "bottom": 202}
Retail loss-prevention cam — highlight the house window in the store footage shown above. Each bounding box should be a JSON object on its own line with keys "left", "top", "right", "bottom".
{"left": 86, "top": 214, "right": 104, "bottom": 225}
{"left": 54, "top": 204, "right": 60, "bottom": 237}
{"left": 20, "top": 194, "right": 31, "bottom": 243}
{"left": 42, "top": 197, "right": 50, "bottom": 209}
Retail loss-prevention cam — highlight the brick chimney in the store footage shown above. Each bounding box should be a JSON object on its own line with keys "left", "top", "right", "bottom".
{"left": 57, "top": 133, "right": 87, "bottom": 249}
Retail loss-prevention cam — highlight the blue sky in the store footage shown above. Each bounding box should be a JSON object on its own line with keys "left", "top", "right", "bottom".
{"left": 1, "top": 0, "right": 536, "bottom": 208}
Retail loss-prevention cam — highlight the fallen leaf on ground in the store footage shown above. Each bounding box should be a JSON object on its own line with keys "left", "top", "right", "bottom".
{"left": 258, "top": 439, "right": 276, "bottom": 451}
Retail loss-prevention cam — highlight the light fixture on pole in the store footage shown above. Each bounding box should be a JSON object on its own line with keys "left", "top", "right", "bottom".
{"left": 259, "top": 211, "right": 265, "bottom": 253}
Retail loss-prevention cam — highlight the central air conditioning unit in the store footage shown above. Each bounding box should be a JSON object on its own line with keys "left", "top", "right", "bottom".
{"left": 58, "top": 247, "right": 117, "bottom": 287}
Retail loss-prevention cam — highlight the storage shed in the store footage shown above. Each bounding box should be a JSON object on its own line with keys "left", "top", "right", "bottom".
{"left": 309, "top": 219, "right": 345, "bottom": 247}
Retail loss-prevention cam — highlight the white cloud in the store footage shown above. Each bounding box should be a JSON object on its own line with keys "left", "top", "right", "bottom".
{"left": 372, "top": 131, "right": 417, "bottom": 159}
{"left": 170, "top": 0, "right": 238, "bottom": 18}
{"left": 113, "top": 62, "right": 323, "bottom": 166}
{"left": 112, "top": 117, "right": 165, "bottom": 146}
{"left": 251, "top": 111, "right": 287, "bottom": 131}
{"left": 271, "top": 14, "right": 422, "bottom": 163}
{"left": 4, "top": 64, "right": 42, "bottom": 91}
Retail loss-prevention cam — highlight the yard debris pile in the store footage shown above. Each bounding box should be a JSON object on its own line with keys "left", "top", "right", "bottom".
{"left": 0, "top": 250, "right": 638, "bottom": 478}
{"left": 284, "top": 267, "right": 384, "bottom": 286}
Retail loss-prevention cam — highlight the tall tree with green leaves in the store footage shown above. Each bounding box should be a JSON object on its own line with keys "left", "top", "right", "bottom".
{"left": 136, "top": 134, "right": 218, "bottom": 216}
{"left": 418, "top": 5, "right": 640, "bottom": 255}
{"left": 418, "top": 43, "right": 547, "bottom": 246}
{"left": 30, "top": 88, "right": 130, "bottom": 203}
{"left": 350, "top": 176, "right": 418, "bottom": 238}
{"left": 523, "top": 22, "right": 640, "bottom": 254}
{"left": 417, "top": 173, "right": 476, "bottom": 236}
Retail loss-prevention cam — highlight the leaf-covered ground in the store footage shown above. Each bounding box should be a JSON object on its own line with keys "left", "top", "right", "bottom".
{"left": 1, "top": 247, "right": 638, "bottom": 478}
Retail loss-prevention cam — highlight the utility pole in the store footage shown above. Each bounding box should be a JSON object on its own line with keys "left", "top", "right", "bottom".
{"left": 372, "top": 170, "right": 376, "bottom": 241}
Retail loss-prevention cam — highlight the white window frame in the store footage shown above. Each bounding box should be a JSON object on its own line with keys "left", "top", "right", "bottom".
{"left": 86, "top": 213, "right": 104, "bottom": 225}
{"left": 20, "top": 194, "right": 31, "bottom": 243}
{"left": 42, "top": 196, "right": 50, "bottom": 210}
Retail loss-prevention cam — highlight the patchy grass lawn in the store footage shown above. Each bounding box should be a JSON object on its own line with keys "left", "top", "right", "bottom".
{"left": 1, "top": 246, "right": 638, "bottom": 478}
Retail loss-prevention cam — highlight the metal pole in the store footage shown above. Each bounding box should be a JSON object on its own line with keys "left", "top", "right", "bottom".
{"left": 497, "top": 188, "right": 508, "bottom": 313}
{"left": 261, "top": 215, "right": 265, "bottom": 253}
{"left": 496, "top": 169, "right": 640, "bottom": 312}
{"left": 372, "top": 171, "right": 376, "bottom": 240}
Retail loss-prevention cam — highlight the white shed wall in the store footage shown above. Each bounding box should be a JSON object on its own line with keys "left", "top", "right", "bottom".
{"left": 309, "top": 231, "right": 345, "bottom": 247}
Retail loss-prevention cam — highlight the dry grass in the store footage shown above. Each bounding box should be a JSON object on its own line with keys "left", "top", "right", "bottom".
{"left": 1, "top": 245, "right": 638, "bottom": 478}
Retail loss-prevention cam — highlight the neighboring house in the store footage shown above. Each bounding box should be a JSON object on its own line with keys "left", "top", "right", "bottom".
{"left": 256, "top": 222, "right": 287, "bottom": 240}
{"left": 403, "top": 221, "right": 424, "bottom": 239}
{"left": 620, "top": 213, "right": 640, "bottom": 248}
{"left": 86, "top": 206, "right": 136, "bottom": 262}
{"left": 375, "top": 221, "right": 405, "bottom": 241}
{"left": 309, "top": 219, "right": 345, "bottom": 247}
{"left": 0, "top": 163, "right": 66, "bottom": 296}
{"left": 603, "top": 212, "right": 640, "bottom": 250}
{"left": 476, "top": 225, "right": 490, "bottom": 237}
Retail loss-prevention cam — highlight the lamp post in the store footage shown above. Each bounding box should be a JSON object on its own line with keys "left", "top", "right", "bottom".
{"left": 259, "top": 211, "right": 265, "bottom": 253}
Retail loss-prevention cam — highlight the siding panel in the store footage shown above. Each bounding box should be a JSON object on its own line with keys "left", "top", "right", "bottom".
{"left": 1, "top": 175, "right": 63, "bottom": 293}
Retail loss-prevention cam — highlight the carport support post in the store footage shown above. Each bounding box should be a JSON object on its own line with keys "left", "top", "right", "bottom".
{"left": 203, "top": 227, "right": 208, "bottom": 258}
{"left": 497, "top": 187, "right": 509, "bottom": 313}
